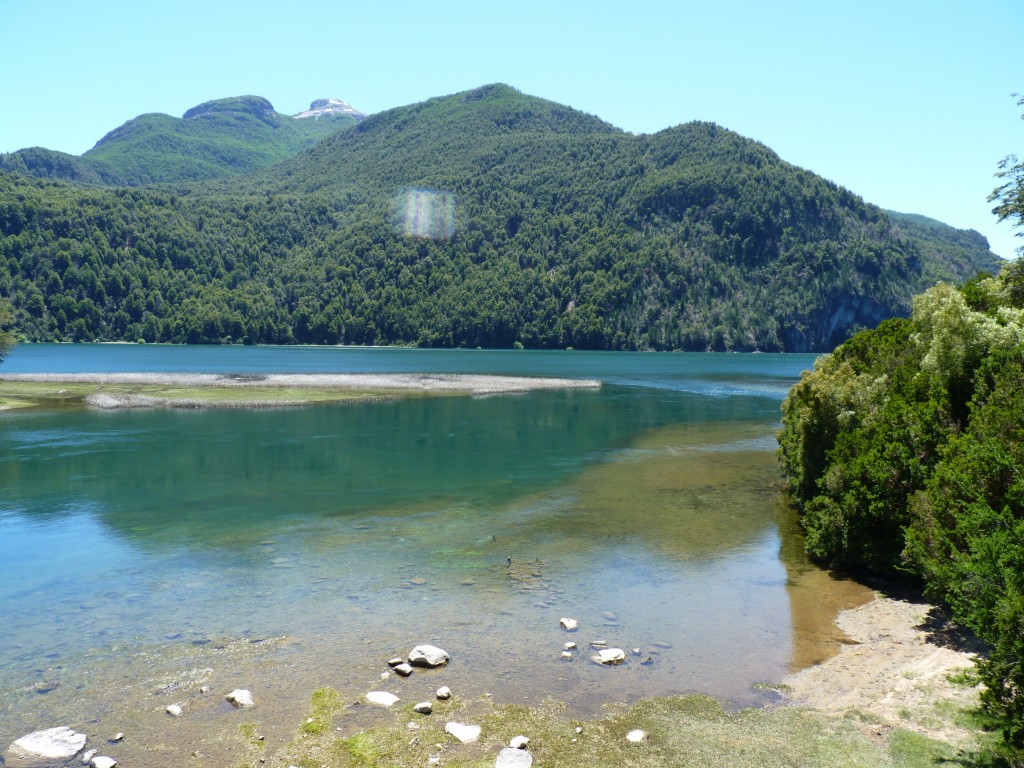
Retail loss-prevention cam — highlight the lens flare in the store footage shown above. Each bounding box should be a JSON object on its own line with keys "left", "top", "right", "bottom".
{"left": 392, "top": 187, "right": 456, "bottom": 240}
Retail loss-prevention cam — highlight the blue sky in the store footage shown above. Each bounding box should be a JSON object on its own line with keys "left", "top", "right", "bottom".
{"left": 1, "top": 0, "right": 1021, "bottom": 258}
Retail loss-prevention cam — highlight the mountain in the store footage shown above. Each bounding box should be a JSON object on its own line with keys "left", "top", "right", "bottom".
{"left": 884, "top": 210, "right": 1004, "bottom": 286}
{"left": 0, "top": 84, "right": 1002, "bottom": 351}
{"left": 0, "top": 95, "right": 363, "bottom": 186}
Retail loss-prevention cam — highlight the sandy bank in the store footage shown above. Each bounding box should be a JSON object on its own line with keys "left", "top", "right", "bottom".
{"left": 783, "top": 594, "right": 983, "bottom": 744}
{"left": 1, "top": 372, "right": 601, "bottom": 408}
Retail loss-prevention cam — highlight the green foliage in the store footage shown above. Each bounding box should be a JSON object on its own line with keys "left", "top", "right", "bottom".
{"left": 778, "top": 263, "right": 1024, "bottom": 757}
{"left": 1, "top": 84, "right": 989, "bottom": 351}
{"left": 0, "top": 296, "right": 16, "bottom": 362}
{"left": 989, "top": 93, "right": 1024, "bottom": 258}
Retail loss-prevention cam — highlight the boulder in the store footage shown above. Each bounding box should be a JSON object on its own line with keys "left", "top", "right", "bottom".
{"left": 436, "top": 686, "right": 452, "bottom": 700}
{"left": 9, "top": 727, "right": 88, "bottom": 760}
{"left": 90, "top": 757, "right": 118, "bottom": 768}
{"left": 413, "top": 702, "right": 433, "bottom": 715}
{"left": 409, "top": 645, "right": 449, "bottom": 668}
{"left": 559, "top": 617, "right": 578, "bottom": 631}
{"left": 626, "top": 729, "right": 648, "bottom": 743}
{"left": 226, "top": 689, "right": 255, "bottom": 708}
{"left": 495, "top": 747, "right": 533, "bottom": 767}
{"left": 444, "top": 722, "right": 481, "bottom": 743}
{"left": 592, "top": 648, "right": 626, "bottom": 665}
{"left": 365, "top": 691, "right": 400, "bottom": 708}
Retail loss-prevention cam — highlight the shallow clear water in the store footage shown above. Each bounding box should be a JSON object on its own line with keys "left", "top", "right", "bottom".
{"left": 0, "top": 345, "right": 868, "bottom": 766}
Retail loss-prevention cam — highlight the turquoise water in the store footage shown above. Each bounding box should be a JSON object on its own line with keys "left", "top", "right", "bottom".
{"left": 0, "top": 345, "right": 858, "bottom": 765}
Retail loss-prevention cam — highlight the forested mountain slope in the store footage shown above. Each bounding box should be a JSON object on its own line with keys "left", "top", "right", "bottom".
{"left": 0, "top": 95, "right": 360, "bottom": 186}
{"left": 0, "top": 85, "right": 1000, "bottom": 350}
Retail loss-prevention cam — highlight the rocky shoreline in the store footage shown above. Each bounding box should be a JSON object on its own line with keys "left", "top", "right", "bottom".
{"left": 3, "top": 595, "right": 986, "bottom": 768}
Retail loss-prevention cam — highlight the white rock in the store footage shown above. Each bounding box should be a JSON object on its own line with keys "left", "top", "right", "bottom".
{"left": 91, "top": 756, "right": 118, "bottom": 768}
{"left": 509, "top": 735, "right": 530, "bottom": 749}
{"left": 413, "top": 701, "right": 433, "bottom": 715}
{"left": 559, "top": 617, "right": 578, "bottom": 631}
{"left": 365, "top": 691, "right": 400, "bottom": 708}
{"left": 560, "top": 651, "right": 573, "bottom": 660}
{"left": 226, "top": 689, "right": 255, "bottom": 708}
{"left": 564, "top": 642, "right": 577, "bottom": 649}
{"left": 166, "top": 704, "right": 183, "bottom": 716}
{"left": 574, "top": 726, "right": 584, "bottom": 734}
{"left": 394, "top": 663, "right": 414, "bottom": 677}
{"left": 111, "top": 733, "right": 124, "bottom": 742}
{"left": 387, "top": 657, "right": 404, "bottom": 667}
{"left": 380, "top": 671, "right": 391, "bottom": 680}
{"left": 592, "top": 648, "right": 626, "bottom": 665}
{"left": 436, "top": 686, "right": 452, "bottom": 700}
{"left": 82, "top": 749, "right": 98, "bottom": 764}
{"left": 10, "top": 727, "right": 88, "bottom": 760}
{"left": 444, "top": 721, "right": 481, "bottom": 743}
{"left": 495, "top": 746, "right": 533, "bottom": 767}
{"left": 626, "top": 728, "right": 648, "bottom": 743}
{"left": 409, "top": 644, "right": 450, "bottom": 668}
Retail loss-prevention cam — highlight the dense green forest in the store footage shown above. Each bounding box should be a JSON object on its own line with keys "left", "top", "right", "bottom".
{"left": 0, "top": 85, "right": 1003, "bottom": 350}
{"left": 0, "top": 95, "right": 359, "bottom": 186}
{"left": 778, "top": 260, "right": 1024, "bottom": 760}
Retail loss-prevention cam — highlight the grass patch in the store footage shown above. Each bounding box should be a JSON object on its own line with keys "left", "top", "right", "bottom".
{"left": 302, "top": 687, "right": 345, "bottom": 735}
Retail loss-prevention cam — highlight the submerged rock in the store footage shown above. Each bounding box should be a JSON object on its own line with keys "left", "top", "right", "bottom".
{"left": 445, "top": 722, "right": 481, "bottom": 743}
{"left": 365, "top": 691, "right": 400, "bottom": 708}
{"left": 496, "top": 746, "right": 533, "bottom": 767}
{"left": 409, "top": 645, "right": 449, "bottom": 668}
{"left": 226, "top": 689, "right": 255, "bottom": 708}
{"left": 9, "top": 727, "right": 88, "bottom": 760}
{"left": 592, "top": 648, "right": 626, "bottom": 665}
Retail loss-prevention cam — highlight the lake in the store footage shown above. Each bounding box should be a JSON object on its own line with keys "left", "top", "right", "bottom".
{"left": 0, "top": 345, "right": 869, "bottom": 765}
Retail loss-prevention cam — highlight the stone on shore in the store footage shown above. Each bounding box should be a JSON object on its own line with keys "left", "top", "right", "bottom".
{"left": 409, "top": 645, "right": 449, "bottom": 668}
{"left": 509, "top": 735, "right": 530, "bottom": 749}
{"left": 166, "top": 704, "right": 183, "bottom": 716}
{"left": 626, "top": 728, "right": 648, "bottom": 743}
{"left": 593, "top": 648, "right": 626, "bottom": 665}
{"left": 445, "top": 722, "right": 481, "bottom": 743}
{"left": 496, "top": 746, "right": 533, "bottom": 767}
{"left": 83, "top": 748, "right": 98, "bottom": 764}
{"left": 559, "top": 617, "right": 578, "bottom": 631}
{"left": 9, "top": 727, "right": 88, "bottom": 760}
{"left": 90, "top": 756, "right": 118, "bottom": 768}
{"left": 436, "top": 686, "right": 452, "bottom": 700}
{"left": 413, "top": 702, "right": 433, "bottom": 715}
{"left": 365, "top": 691, "right": 400, "bottom": 708}
{"left": 226, "top": 689, "right": 255, "bottom": 708}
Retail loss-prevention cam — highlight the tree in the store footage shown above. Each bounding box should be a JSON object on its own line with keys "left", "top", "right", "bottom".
{"left": 989, "top": 93, "right": 1024, "bottom": 256}
{"left": 0, "top": 298, "right": 17, "bottom": 363}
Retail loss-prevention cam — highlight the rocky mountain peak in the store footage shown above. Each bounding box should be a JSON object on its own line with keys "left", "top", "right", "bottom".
{"left": 294, "top": 98, "right": 366, "bottom": 121}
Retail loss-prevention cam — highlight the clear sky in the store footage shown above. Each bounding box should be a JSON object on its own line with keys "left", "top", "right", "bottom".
{"left": 1, "top": 0, "right": 1021, "bottom": 258}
